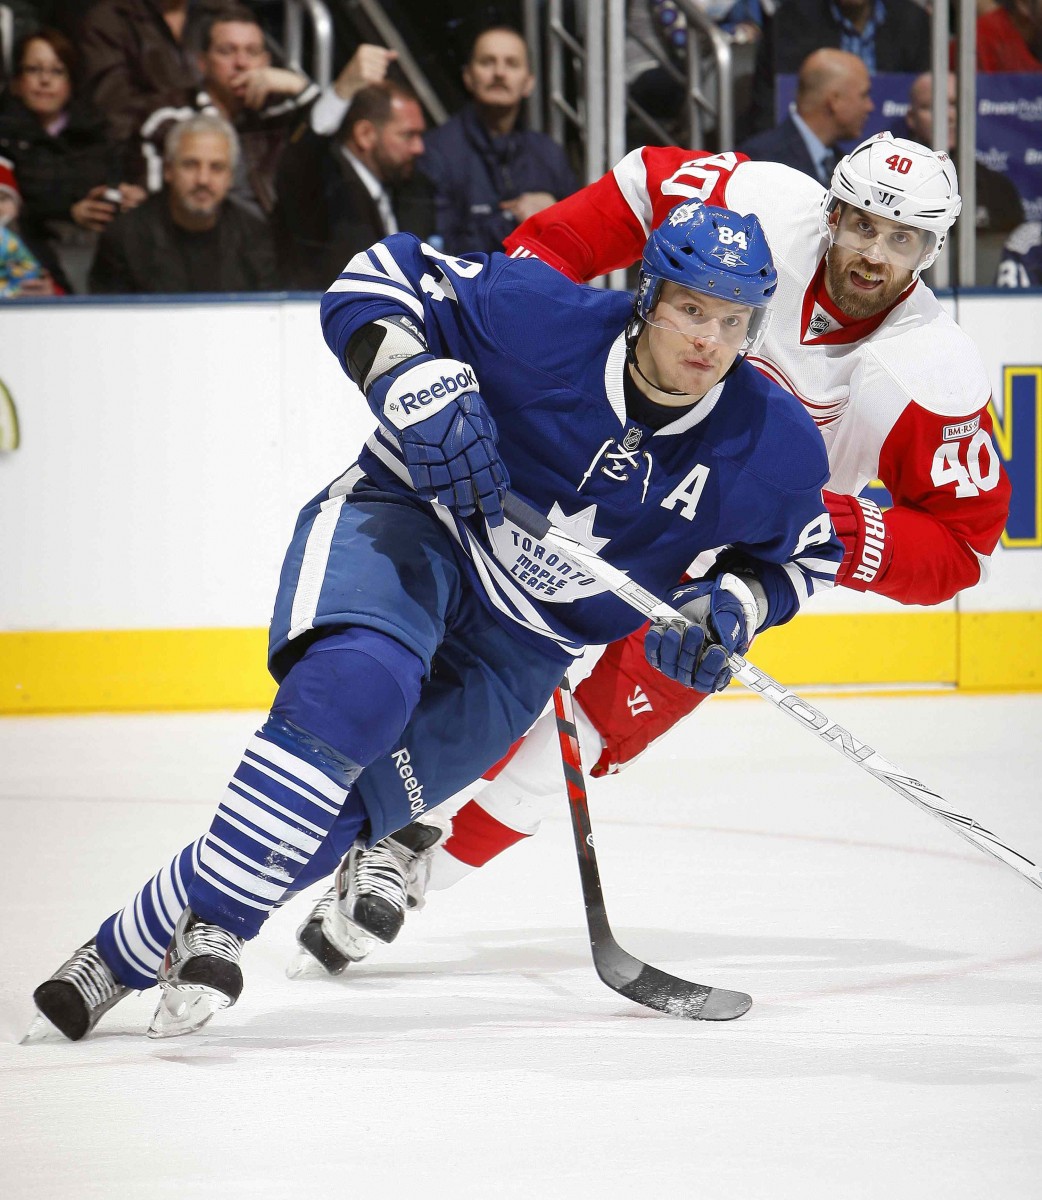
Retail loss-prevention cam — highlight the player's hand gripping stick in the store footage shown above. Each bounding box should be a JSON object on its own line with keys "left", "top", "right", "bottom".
{"left": 371, "top": 355, "right": 509, "bottom": 526}
{"left": 501, "top": 492, "right": 1042, "bottom": 895}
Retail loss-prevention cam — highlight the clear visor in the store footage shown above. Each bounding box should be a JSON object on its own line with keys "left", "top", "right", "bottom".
{"left": 640, "top": 278, "right": 768, "bottom": 352}
{"left": 827, "top": 204, "right": 938, "bottom": 272}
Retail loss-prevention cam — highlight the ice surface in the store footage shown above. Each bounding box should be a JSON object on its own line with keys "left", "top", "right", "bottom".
{"left": 2, "top": 693, "right": 1041, "bottom": 1198}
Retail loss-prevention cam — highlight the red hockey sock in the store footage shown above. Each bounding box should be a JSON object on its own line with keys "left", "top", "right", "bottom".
{"left": 442, "top": 799, "right": 532, "bottom": 868}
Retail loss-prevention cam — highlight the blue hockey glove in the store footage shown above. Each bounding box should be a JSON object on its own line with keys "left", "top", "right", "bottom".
{"left": 644, "top": 573, "right": 760, "bottom": 693}
{"left": 373, "top": 355, "right": 509, "bottom": 527}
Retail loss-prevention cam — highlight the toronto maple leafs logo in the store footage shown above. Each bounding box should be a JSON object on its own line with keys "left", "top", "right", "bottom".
{"left": 544, "top": 502, "right": 611, "bottom": 553}
{"left": 668, "top": 202, "right": 704, "bottom": 228}
{"left": 492, "top": 502, "right": 610, "bottom": 603}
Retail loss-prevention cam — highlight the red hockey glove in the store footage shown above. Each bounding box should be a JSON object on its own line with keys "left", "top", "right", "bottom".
{"left": 825, "top": 491, "right": 894, "bottom": 591}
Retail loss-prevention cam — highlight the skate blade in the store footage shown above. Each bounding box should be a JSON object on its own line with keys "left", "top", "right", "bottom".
{"left": 21, "top": 1012, "right": 59, "bottom": 1044}
{"left": 322, "top": 915, "right": 377, "bottom": 961}
{"left": 147, "top": 985, "right": 228, "bottom": 1039}
{"left": 285, "top": 950, "right": 337, "bottom": 981}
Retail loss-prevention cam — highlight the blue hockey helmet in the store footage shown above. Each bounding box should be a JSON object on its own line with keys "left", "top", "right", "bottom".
{"left": 632, "top": 199, "right": 778, "bottom": 354}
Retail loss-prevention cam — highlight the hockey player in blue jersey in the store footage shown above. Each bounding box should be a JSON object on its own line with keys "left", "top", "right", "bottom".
{"left": 31, "top": 199, "right": 843, "bottom": 1040}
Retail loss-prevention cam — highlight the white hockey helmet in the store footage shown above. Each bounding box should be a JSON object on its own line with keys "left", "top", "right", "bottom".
{"left": 819, "top": 131, "right": 963, "bottom": 274}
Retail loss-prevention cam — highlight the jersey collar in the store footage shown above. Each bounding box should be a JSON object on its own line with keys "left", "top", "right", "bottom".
{"left": 799, "top": 254, "right": 917, "bottom": 345}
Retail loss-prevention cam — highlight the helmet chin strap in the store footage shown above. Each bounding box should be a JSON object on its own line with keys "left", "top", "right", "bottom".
{"left": 625, "top": 315, "right": 741, "bottom": 400}
{"left": 624, "top": 316, "right": 693, "bottom": 399}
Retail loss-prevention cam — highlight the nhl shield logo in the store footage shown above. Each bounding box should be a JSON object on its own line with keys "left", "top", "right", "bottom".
{"left": 809, "top": 312, "right": 831, "bottom": 336}
{"left": 622, "top": 427, "right": 643, "bottom": 451}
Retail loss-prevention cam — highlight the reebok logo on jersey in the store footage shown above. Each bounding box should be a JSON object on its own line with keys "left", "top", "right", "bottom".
{"left": 392, "top": 746, "right": 427, "bottom": 818}
{"left": 943, "top": 416, "right": 980, "bottom": 441}
{"left": 384, "top": 359, "right": 477, "bottom": 429}
{"left": 627, "top": 687, "right": 654, "bottom": 717}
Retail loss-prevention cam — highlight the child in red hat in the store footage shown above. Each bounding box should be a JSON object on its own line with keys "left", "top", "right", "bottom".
{"left": 0, "top": 156, "right": 56, "bottom": 297}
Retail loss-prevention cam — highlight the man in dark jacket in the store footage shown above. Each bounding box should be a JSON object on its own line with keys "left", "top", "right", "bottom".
{"left": 739, "top": 48, "right": 873, "bottom": 185}
{"left": 748, "top": 0, "right": 931, "bottom": 131}
{"left": 78, "top": 0, "right": 230, "bottom": 149}
{"left": 136, "top": 5, "right": 320, "bottom": 218}
{"left": 89, "top": 110, "right": 277, "bottom": 292}
{"left": 417, "top": 25, "right": 577, "bottom": 254}
{"left": 272, "top": 81, "right": 433, "bottom": 291}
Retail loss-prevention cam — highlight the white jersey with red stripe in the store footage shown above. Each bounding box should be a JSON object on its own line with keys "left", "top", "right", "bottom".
{"left": 506, "top": 146, "right": 1011, "bottom": 605}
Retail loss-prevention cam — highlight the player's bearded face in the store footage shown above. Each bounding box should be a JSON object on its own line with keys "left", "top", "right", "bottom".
{"left": 825, "top": 205, "right": 918, "bottom": 319}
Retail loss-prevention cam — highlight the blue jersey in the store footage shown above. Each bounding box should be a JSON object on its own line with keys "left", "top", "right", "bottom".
{"left": 321, "top": 235, "right": 842, "bottom": 656}
{"left": 996, "top": 221, "right": 1042, "bottom": 289}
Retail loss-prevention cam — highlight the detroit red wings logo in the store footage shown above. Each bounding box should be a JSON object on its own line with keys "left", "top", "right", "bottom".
{"left": 747, "top": 355, "right": 848, "bottom": 427}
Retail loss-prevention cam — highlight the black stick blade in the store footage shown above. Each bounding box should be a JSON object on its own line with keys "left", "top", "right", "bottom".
{"left": 591, "top": 936, "right": 752, "bottom": 1021}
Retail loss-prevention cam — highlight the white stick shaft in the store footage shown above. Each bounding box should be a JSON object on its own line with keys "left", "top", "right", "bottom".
{"left": 730, "top": 655, "right": 1042, "bottom": 889}
{"left": 506, "top": 496, "right": 1042, "bottom": 892}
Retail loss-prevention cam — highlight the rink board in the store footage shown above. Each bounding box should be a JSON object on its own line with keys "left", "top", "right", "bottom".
{"left": 0, "top": 291, "right": 1040, "bottom": 712}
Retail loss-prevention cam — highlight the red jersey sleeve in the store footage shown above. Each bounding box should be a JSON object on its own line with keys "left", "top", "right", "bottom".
{"left": 869, "top": 402, "right": 1010, "bottom": 604}
{"left": 504, "top": 147, "right": 748, "bottom": 282}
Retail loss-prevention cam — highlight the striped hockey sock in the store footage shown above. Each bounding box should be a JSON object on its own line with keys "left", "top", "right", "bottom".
{"left": 96, "top": 839, "right": 203, "bottom": 991}
{"left": 186, "top": 717, "right": 365, "bottom": 939}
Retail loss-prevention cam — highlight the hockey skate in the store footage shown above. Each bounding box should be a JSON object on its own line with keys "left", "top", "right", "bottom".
{"left": 287, "top": 817, "right": 447, "bottom": 979}
{"left": 147, "top": 907, "right": 244, "bottom": 1038}
{"left": 26, "top": 940, "right": 132, "bottom": 1042}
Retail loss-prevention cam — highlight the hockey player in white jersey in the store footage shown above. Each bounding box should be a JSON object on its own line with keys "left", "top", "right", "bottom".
{"left": 30, "top": 199, "right": 843, "bottom": 1039}
{"left": 284, "top": 132, "right": 1012, "bottom": 978}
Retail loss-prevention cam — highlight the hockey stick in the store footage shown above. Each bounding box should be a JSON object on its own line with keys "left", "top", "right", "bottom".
{"left": 503, "top": 493, "right": 1042, "bottom": 894}
{"left": 552, "top": 674, "right": 752, "bottom": 1020}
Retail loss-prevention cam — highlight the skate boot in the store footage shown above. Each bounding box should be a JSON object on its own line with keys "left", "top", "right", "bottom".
{"left": 28, "top": 940, "right": 132, "bottom": 1042}
{"left": 287, "top": 883, "right": 375, "bottom": 979}
{"left": 288, "top": 817, "right": 447, "bottom": 979}
{"left": 148, "top": 907, "right": 244, "bottom": 1039}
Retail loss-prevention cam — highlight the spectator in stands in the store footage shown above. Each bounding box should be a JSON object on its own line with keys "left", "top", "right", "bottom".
{"left": 417, "top": 25, "right": 577, "bottom": 253}
{"left": 978, "top": 0, "right": 1042, "bottom": 71}
{"left": 749, "top": 0, "right": 931, "bottom": 131}
{"left": 739, "top": 49, "right": 872, "bottom": 185}
{"left": 78, "top": 0, "right": 229, "bottom": 151}
{"left": 0, "top": 154, "right": 59, "bottom": 296}
{"left": 904, "top": 71, "right": 1024, "bottom": 236}
{"left": 137, "top": 5, "right": 319, "bottom": 218}
{"left": 272, "top": 81, "right": 433, "bottom": 291}
{"left": 996, "top": 221, "right": 1042, "bottom": 285}
{"left": 0, "top": 28, "right": 144, "bottom": 293}
{"left": 89, "top": 111, "right": 277, "bottom": 293}
{"left": 306, "top": 43, "right": 400, "bottom": 137}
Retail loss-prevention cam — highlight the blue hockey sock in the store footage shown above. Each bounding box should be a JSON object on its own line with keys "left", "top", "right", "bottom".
{"left": 187, "top": 628, "right": 423, "bottom": 938}
{"left": 95, "top": 836, "right": 325, "bottom": 992}
{"left": 96, "top": 839, "right": 202, "bottom": 990}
